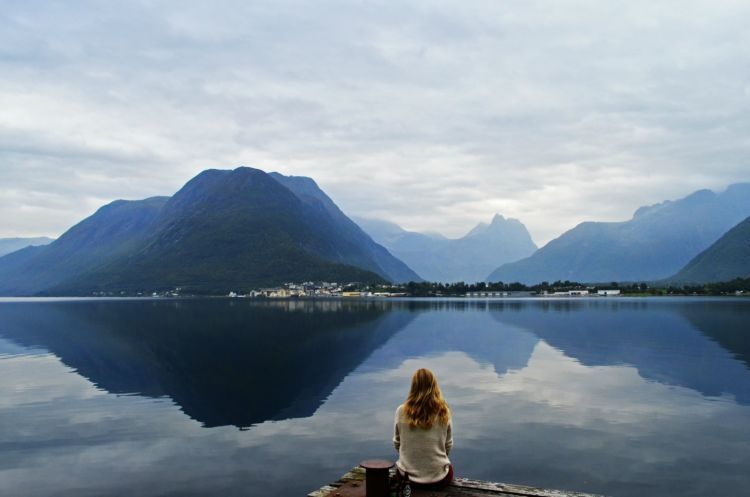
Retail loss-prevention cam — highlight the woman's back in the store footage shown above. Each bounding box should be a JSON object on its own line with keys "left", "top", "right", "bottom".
{"left": 393, "top": 403, "right": 452, "bottom": 483}
{"left": 393, "top": 368, "right": 453, "bottom": 485}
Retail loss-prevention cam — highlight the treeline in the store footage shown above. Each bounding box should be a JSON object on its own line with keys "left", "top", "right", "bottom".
{"left": 379, "top": 280, "right": 588, "bottom": 296}
{"left": 611, "top": 278, "right": 750, "bottom": 295}
{"left": 369, "top": 277, "right": 750, "bottom": 296}
{"left": 670, "top": 277, "right": 750, "bottom": 295}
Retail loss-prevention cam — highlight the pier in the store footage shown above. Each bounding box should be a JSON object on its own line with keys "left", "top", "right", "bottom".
{"left": 308, "top": 465, "right": 606, "bottom": 497}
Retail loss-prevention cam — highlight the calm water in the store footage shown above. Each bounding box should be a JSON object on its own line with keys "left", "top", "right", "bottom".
{"left": 1, "top": 298, "right": 749, "bottom": 497}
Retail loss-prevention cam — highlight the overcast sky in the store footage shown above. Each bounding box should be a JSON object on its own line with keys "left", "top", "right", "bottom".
{"left": 2, "top": 0, "right": 749, "bottom": 245}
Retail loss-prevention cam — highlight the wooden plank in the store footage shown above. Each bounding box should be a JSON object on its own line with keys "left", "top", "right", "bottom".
{"left": 453, "top": 477, "right": 604, "bottom": 497}
{"left": 308, "top": 467, "right": 607, "bottom": 497}
{"left": 308, "top": 484, "right": 338, "bottom": 497}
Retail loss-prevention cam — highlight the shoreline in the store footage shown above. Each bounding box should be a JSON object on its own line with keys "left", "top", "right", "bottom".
{"left": 0, "top": 294, "right": 747, "bottom": 302}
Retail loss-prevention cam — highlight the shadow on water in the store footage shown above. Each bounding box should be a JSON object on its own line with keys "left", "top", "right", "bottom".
{"left": 485, "top": 299, "right": 750, "bottom": 404}
{"left": 0, "top": 298, "right": 417, "bottom": 428}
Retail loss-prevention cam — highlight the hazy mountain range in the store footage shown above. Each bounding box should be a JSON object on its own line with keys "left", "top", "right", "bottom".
{"left": 0, "top": 168, "right": 748, "bottom": 295}
{"left": 487, "top": 183, "right": 750, "bottom": 284}
{"left": 355, "top": 214, "right": 537, "bottom": 283}
{"left": 0, "top": 167, "right": 418, "bottom": 296}
{"left": 0, "top": 237, "right": 54, "bottom": 257}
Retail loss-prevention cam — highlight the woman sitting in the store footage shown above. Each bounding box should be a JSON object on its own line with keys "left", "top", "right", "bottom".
{"left": 393, "top": 368, "right": 454, "bottom": 488}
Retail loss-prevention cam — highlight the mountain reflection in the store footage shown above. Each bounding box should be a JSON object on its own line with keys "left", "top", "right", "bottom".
{"left": 2, "top": 298, "right": 749, "bottom": 428}
{"left": 487, "top": 299, "right": 750, "bottom": 404}
{"left": 358, "top": 307, "right": 539, "bottom": 376}
{"left": 0, "top": 299, "right": 415, "bottom": 428}
{"left": 679, "top": 300, "right": 750, "bottom": 368}
{"left": 2, "top": 297, "right": 750, "bottom": 497}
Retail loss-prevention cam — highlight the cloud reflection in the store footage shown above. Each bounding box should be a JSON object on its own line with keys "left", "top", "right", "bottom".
{"left": 1, "top": 299, "right": 750, "bottom": 497}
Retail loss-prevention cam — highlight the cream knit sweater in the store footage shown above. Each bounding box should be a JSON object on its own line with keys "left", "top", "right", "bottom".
{"left": 393, "top": 404, "right": 453, "bottom": 484}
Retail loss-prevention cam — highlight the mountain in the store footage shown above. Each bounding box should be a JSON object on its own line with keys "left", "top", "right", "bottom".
{"left": 0, "top": 167, "right": 418, "bottom": 295}
{"left": 0, "top": 197, "right": 169, "bottom": 295}
{"left": 268, "top": 172, "right": 420, "bottom": 283}
{"left": 669, "top": 215, "right": 750, "bottom": 283}
{"left": 353, "top": 217, "right": 447, "bottom": 253}
{"left": 0, "top": 237, "right": 54, "bottom": 257}
{"left": 356, "top": 214, "right": 537, "bottom": 282}
{"left": 487, "top": 183, "right": 750, "bottom": 284}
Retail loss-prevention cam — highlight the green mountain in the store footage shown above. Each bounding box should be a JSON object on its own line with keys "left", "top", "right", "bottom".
{"left": 487, "top": 184, "right": 750, "bottom": 284}
{"left": 268, "top": 172, "right": 420, "bottom": 283}
{"left": 669, "top": 216, "right": 750, "bottom": 283}
{"left": 0, "top": 197, "right": 169, "bottom": 295}
{"left": 0, "top": 167, "right": 417, "bottom": 295}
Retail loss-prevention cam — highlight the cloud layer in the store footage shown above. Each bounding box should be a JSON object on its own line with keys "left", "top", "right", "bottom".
{"left": 1, "top": 0, "right": 749, "bottom": 244}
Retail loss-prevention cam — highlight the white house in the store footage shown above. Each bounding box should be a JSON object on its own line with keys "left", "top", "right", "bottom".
{"left": 597, "top": 289, "right": 621, "bottom": 296}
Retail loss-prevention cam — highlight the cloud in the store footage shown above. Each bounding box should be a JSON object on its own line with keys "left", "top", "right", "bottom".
{"left": 1, "top": 0, "right": 749, "bottom": 243}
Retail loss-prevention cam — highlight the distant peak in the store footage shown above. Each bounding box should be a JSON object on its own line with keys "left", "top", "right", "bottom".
{"left": 464, "top": 214, "right": 523, "bottom": 237}
{"left": 684, "top": 188, "right": 715, "bottom": 201}
{"left": 489, "top": 213, "right": 526, "bottom": 228}
{"left": 490, "top": 213, "right": 506, "bottom": 224}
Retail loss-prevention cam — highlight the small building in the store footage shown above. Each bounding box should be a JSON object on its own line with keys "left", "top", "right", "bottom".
{"left": 466, "top": 291, "right": 510, "bottom": 297}
{"left": 597, "top": 289, "right": 621, "bottom": 296}
{"left": 568, "top": 290, "right": 589, "bottom": 296}
{"left": 551, "top": 290, "right": 589, "bottom": 296}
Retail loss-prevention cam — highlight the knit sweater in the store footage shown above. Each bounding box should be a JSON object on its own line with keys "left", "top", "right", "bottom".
{"left": 393, "top": 404, "right": 453, "bottom": 484}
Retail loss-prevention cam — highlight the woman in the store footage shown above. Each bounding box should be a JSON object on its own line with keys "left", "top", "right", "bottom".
{"left": 393, "top": 368, "right": 454, "bottom": 488}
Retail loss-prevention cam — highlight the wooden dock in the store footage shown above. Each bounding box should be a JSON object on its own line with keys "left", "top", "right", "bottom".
{"left": 308, "top": 466, "right": 606, "bottom": 497}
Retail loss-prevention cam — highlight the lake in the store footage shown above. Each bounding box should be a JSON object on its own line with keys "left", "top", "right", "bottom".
{"left": 0, "top": 297, "right": 749, "bottom": 497}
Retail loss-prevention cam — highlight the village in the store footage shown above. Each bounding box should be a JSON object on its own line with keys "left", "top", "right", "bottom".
{"left": 221, "top": 282, "right": 624, "bottom": 299}
{"left": 226, "top": 281, "right": 409, "bottom": 299}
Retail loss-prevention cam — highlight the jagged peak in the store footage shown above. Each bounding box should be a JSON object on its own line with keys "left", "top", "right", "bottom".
{"left": 464, "top": 213, "right": 528, "bottom": 238}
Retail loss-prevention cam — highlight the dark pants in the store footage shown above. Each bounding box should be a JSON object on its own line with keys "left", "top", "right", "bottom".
{"left": 409, "top": 464, "right": 454, "bottom": 489}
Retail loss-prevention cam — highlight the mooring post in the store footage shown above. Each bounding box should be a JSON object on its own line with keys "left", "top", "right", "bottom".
{"left": 359, "top": 459, "right": 394, "bottom": 497}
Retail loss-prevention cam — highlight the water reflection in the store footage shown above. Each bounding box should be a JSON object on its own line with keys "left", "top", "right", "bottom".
{"left": 0, "top": 298, "right": 749, "bottom": 497}
{"left": 0, "top": 299, "right": 415, "bottom": 427}
{"left": 487, "top": 299, "right": 750, "bottom": 403}
{"left": 680, "top": 300, "right": 750, "bottom": 368}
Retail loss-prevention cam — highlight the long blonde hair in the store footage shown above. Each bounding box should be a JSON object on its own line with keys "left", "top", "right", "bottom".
{"left": 404, "top": 368, "right": 450, "bottom": 429}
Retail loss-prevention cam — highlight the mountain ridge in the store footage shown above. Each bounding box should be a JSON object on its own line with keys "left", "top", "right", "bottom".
{"left": 669, "top": 215, "right": 750, "bottom": 283}
{"left": 0, "top": 237, "right": 54, "bottom": 257}
{"left": 269, "top": 172, "right": 420, "bottom": 283}
{"left": 356, "top": 213, "right": 537, "bottom": 282}
{"left": 0, "top": 167, "right": 417, "bottom": 295}
{"left": 487, "top": 183, "right": 750, "bottom": 284}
